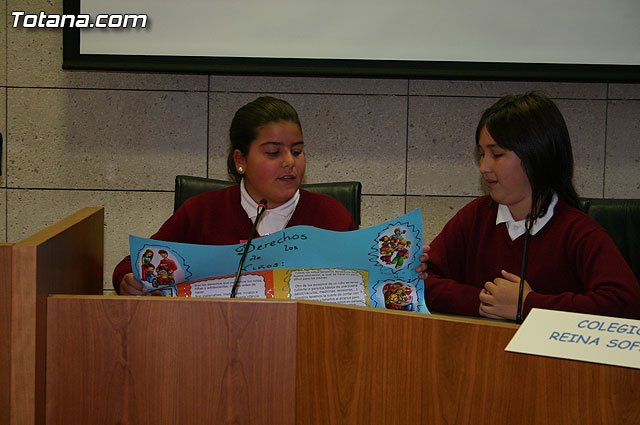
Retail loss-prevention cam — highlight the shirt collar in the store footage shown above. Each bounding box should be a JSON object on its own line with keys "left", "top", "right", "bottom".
{"left": 240, "top": 179, "right": 299, "bottom": 235}
{"left": 496, "top": 193, "right": 558, "bottom": 241}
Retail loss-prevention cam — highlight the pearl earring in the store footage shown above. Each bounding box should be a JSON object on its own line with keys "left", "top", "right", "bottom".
{"left": 238, "top": 166, "right": 244, "bottom": 173}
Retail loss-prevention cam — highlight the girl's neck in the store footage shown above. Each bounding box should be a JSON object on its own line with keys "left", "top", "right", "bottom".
{"left": 508, "top": 200, "right": 532, "bottom": 221}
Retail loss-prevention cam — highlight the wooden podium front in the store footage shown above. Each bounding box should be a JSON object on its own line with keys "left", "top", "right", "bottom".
{"left": 45, "top": 297, "right": 640, "bottom": 425}
{"left": 1, "top": 207, "right": 104, "bottom": 425}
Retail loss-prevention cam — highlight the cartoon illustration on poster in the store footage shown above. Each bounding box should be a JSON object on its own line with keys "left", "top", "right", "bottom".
{"left": 367, "top": 216, "right": 423, "bottom": 311}
{"left": 134, "top": 245, "right": 190, "bottom": 294}
{"left": 129, "top": 209, "right": 429, "bottom": 314}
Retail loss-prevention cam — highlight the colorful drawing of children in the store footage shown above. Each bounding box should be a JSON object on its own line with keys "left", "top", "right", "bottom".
{"left": 383, "top": 282, "right": 414, "bottom": 311}
{"left": 380, "top": 244, "right": 395, "bottom": 264}
{"left": 390, "top": 241, "right": 411, "bottom": 269}
{"left": 155, "top": 264, "right": 174, "bottom": 286}
{"left": 142, "top": 249, "right": 154, "bottom": 264}
{"left": 158, "top": 249, "right": 178, "bottom": 279}
{"left": 144, "top": 264, "right": 157, "bottom": 286}
{"left": 377, "top": 236, "right": 392, "bottom": 264}
{"left": 141, "top": 249, "right": 154, "bottom": 280}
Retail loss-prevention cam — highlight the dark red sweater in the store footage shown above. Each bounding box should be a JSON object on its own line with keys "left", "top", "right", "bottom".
{"left": 426, "top": 196, "right": 640, "bottom": 319}
{"left": 112, "top": 185, "right": 357, "bottom": 293}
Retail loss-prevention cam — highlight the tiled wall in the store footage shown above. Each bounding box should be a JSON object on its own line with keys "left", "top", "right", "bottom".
{"left": 4, "top": 2, "right": 640, "bottom": 294}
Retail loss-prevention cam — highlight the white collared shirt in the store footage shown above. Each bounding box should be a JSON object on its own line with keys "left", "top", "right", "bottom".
{"left": 496, "top": 193, "right": 558, "bottom": 241}
{"left": 240, "top": 179, "right": 300, "bottom": 236}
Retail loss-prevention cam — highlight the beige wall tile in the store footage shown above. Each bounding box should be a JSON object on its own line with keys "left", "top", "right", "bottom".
{"left": 605, "top": 100, "right": 640, "bottom": 198}
{"left": 0, "top": 88, "right": 5, "bottom": 188}
{"left": 210, "top": 75, "right": 408, "bottom": 95}
{"left": 207, "top": 93, "right": 256, "bottom": 182}
{"left": 1, "top": 3, "right": 6, "bottom": 86}
{"left": 409, "top": 79, "right": 607, "bottom": 99}
{"left": 407, "top": 96, "right": 495, "bottom": 196}
{"left": 8, "top": 188, "right": 175, "bottom": 291}
{"left": 609, "top": 84, "right": 640, "bottom": 100}
{"left": 8, "top": 88, "right": 208, "bottom": 190}
{"left": 0, "top": 189, "right": 5, "bottom": 242}
{"left": 7, "top": 1, "right": 206, "bottom": 90}
{"left": 209, "top": 93, "right": 408, "bottom": 194}
{"left": 555, "top": 99, "right": 606, "bottom": 198}
{"left": 406, "top": 196, "right": 473, "bottom": 244}
{"left": 360, "top": 195, "right": 405, "bottom": 229}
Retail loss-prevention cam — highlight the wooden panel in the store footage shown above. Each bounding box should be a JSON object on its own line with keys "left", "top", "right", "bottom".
{"left": 0, "top": 244, "right": 14, "bottom": 425}
{"left": 10, "top": 207, "right": 104, "bottom": 425}
{"left": 18, "top": 206, "right": 104, "bottom": 296}
{"left": 11, "top": 244, "right": 39, "bottom": 425}
{"left": 46, "top": 297, "right": 298, "bottom": 425}
{"left": 295, "top": 303, "right": 640, "bottom": 425}
{"left": 45, "top": 296, "right": 640, "bottom": 425}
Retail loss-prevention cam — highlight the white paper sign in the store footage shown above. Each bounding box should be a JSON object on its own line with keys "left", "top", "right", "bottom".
{"left": 505, "top": 308, "right": 640, "bottom": 369}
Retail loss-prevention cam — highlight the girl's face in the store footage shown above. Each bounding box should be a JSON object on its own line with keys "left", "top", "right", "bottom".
{"left": 477, "top": 126, "right": 532, "bottom": 221}
{"left": 234, "top": 121, "right": 305, "bottom": 209}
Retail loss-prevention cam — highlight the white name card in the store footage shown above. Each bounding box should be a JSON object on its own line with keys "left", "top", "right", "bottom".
{"left": 505, "top": 308, "right": 640, "bottom": 369}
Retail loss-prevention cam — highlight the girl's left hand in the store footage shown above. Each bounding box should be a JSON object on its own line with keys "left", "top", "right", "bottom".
{"left": 478, "top": 270, "right": 532, "bottom": 320}
{"left": 415, "top": 245, "right": 431, "bottom": 280}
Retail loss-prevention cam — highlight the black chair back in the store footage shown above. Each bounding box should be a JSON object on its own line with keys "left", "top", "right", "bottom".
{"left": 580, "top": 198, "right": 640, "bottom": 282}
{"left": 174, "top": 175, "right": 362, "bottom": 226}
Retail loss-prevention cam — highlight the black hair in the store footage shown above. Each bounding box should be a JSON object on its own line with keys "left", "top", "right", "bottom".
{"left": 226, "top": 96, "right": 302, "bottom": 183}
{"left": 475, "top": 91, "right": 580, "bottom": 218}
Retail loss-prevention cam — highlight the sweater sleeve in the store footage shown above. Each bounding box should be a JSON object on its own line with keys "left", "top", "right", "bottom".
{"left": 424, "top": 204, "right": 484, "bottom": 316}
{"left": 290, "top": 190, "right": 358, "bottom": 231}
{"left": 112, "top": 255, "right": 133, "bottom": 294}
{"left": 523, "top": 227, "right": 640, "bottom": 319}
{"left": 332, "top": 206, "right": 358, "bottom": 231}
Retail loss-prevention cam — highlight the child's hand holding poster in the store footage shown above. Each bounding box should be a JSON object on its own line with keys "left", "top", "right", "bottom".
{"left": 130, "top": 209, "right": 429, "bottom": 314}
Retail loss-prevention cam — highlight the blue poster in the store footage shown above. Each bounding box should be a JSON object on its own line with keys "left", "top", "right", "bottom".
{"left": 130, "top": 209, "right": 429, "bottom": 314}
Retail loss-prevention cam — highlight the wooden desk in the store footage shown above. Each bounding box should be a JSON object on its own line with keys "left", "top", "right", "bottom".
{"left": 3, "top": 206, "right": 638, "bottom": 424}
{"left": 46, "top": 297, "right": 639, "bottom": 425}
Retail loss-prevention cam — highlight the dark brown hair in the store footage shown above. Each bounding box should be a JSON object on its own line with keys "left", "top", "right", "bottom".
{"left": 226, "top": 96, "right": 302, "bottom": 183}
{"left": 476, "top": 91, "right": 579, "bottom": 218}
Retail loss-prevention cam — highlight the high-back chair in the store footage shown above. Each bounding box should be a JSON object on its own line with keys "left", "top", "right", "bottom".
{"left": 174, "top": 175, "right": 362, "bottom": 226}
{"left": 579, "top": 198, "right": 640, "bottom": 283}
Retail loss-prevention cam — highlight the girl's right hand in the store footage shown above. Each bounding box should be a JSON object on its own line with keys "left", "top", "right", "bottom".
{"left": 119, "top": 273, "right": 163, "bottom": 296}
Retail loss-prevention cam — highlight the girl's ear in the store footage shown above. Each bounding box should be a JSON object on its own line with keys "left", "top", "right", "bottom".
{"left": 233, "top": 149, "right": 247, "bottom": 171}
